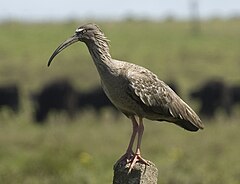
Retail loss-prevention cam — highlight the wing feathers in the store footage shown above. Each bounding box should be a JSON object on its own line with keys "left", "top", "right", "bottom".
{"left": 127, "top": 69, "right": 204, "bottom": 131}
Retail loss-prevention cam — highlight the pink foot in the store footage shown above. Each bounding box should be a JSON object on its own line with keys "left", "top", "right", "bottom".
{"left": 128, "top": 153, "right": 149, "bottom": 173}
{"left": 115, "top": 150, "right": 134, "bottom": 167}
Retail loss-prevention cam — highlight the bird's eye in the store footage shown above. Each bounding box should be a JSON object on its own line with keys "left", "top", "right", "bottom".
{"left": 75, "top": 28, "right": 87, "bottom": 34}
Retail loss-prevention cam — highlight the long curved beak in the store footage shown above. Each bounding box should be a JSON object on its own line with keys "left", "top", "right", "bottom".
{"left": 47, "top": 34, "right": 79, "bottom": 67}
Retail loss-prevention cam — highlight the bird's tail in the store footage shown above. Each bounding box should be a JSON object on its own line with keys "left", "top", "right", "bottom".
{"left": 165, "top": 93, "right": 204, "bottom": 132}
{"left": 171, "top": 102, "right": 204, "bottom": 132}
{"left": 172, "top": 118, "right": 203, "bottom": 132}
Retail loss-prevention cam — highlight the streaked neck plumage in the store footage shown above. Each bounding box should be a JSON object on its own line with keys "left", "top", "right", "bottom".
{"left": 84, "top": 32, "right": 114, "bottom": 74}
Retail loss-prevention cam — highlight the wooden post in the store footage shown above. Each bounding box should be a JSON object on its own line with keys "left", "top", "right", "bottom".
{"left": 113, "top": 160, "right": 158, "bottom": 184}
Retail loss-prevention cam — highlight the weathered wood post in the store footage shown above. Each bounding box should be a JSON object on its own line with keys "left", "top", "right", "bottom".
{"left": 113, "top": 160, "right": 158, "bottom": 184}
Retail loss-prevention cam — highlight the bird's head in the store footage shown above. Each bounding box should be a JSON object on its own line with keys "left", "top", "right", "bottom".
{"left": 47, "top": 23, "right": 105, "bottom": 67}
{"left": 76, "top": 23, "right": 103, "bottom": 42}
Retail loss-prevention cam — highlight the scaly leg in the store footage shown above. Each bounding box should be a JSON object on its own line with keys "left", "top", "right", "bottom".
{"left": 115, "top": 116, "right": 138, "bottom": 165}
{"left": 128, "top": 117, "right": 149, "bottom": 173}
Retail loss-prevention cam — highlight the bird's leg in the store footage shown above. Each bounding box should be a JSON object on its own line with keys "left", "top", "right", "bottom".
{"left": 126, "top": 116, "right": 139, "bottom": 157}
{"left": 128, "top": 117, "right": 149, "bottom": 173}
{"left": 115, "top": 116, "right": 138, "bottom": 165}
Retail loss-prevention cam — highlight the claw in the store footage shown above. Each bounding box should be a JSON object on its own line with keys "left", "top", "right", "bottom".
{"left": 114, "top": 151, "right": 134, "bottom": 167}
{"left": 128, "top": 153, "right": 149, "bottom": 174}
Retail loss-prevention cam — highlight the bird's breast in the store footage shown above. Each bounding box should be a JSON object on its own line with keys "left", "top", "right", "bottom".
{"left": 101, "top": 75, "right": 143, "bottom": 116}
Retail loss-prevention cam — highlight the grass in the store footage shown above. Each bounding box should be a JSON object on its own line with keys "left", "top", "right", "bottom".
{"left": 0, "top": 115, "right": 240, "bottom": 184}
{"left": 0, "top": 19, "right": 240, "bottom": 183}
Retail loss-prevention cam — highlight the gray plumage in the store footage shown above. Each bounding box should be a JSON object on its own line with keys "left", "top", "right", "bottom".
{"left": 48, "top": 23, "right": 204, "bottom": 171}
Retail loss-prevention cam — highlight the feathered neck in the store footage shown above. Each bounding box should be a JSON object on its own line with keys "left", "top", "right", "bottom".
{"left": 94, "top": 32, "right": 111, "bottom": 60}
{"left": 87, "top": 31, "right": 111, "bottom": 61}
{"left": 85, "top": 31, "right": 114, "bottom": 73}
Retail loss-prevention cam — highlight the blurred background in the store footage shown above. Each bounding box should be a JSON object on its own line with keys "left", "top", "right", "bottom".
{"left": 0, "top": 0, "right": 240, "bottom": 183}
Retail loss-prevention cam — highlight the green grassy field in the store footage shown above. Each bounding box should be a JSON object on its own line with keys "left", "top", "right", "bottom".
{"left": 0, "top": 20, "right": 240, "bottom": 184}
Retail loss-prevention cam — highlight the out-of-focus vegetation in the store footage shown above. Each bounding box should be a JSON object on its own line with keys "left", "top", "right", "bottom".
{"left": 0, "top": 20, "right": 239, "bottom": 184}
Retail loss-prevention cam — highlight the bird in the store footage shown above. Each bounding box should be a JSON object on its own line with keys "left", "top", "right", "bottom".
{"left": 48, "top": 23, "right": 204, "bottom": 173}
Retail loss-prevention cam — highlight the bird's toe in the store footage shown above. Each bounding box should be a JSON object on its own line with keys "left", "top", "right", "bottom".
{"left": 128, "top": 153, "right": 149, "bottom": 173}
{"left": 115, "top": 151, "right": 134, "bottom": 168}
